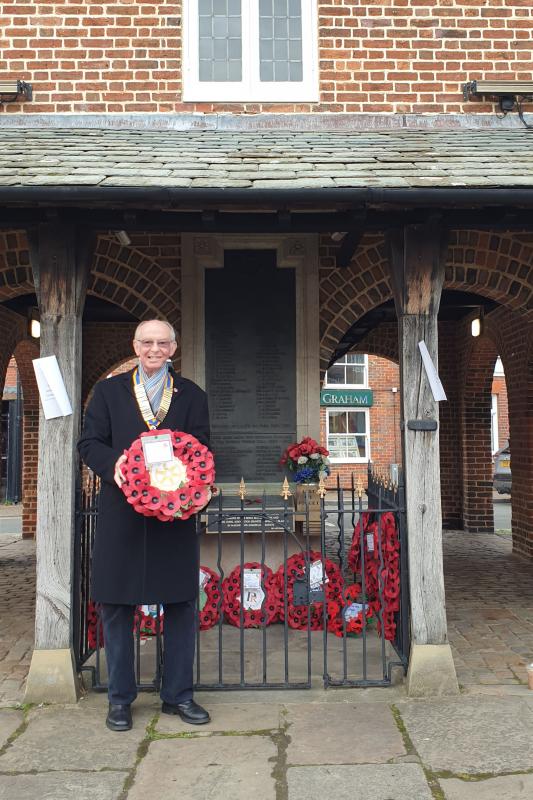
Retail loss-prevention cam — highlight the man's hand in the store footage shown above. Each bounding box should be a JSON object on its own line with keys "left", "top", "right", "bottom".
{"left": 114, "top": 453, "right": 127, "bottom": 488}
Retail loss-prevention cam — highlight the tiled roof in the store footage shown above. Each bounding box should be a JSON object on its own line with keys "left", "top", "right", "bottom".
{"left": 0, "top": 127, "right": 532, "bottom": 189}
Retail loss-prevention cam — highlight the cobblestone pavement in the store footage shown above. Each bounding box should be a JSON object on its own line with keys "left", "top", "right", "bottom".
{"left": 0, "top": 535, "right": 35, "bottom": 704}
{"left": 444, "top": 530, "right": 533, "bottom": 687}
{"left": 1, "top": 529, "right": 533, "bottom": 703}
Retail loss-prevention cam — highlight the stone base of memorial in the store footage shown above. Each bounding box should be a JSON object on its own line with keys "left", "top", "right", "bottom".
{"left": 294, "top": 483, "right": 321, "bottom": 535}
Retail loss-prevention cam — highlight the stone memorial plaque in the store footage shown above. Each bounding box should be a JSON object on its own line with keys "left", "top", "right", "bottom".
{"left": 205, "top": 250, "right": 296, "bottom": 482}
{"left": 204, "top": 494, "right": 294, "bottom": 534}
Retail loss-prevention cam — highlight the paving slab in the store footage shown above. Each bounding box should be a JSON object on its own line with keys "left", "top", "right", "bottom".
{"left": 285, "top": 702, "right": 404, "bottom": 765}
{"left": 0, "top": 771, "right": 126, "bottom": 800}
{"left": 399, "top": 698, "right": 533, "bottom": 774}
{"left": 0, "top": 708, "right": 23, "bottom": 749}
{"left": 0, "top": 704, "right": 152, "bottom": 772}
{"left": 441, "top": 775, "right": 533, "bottom": 799}
{"left": 156, "top": 702, "right": 283, "bottom": 734}
{"left": 287, "top": 764, "right": 432, "bottom": 800}
{"left": 127, "top": 735, "right": 277, "bottom": 800}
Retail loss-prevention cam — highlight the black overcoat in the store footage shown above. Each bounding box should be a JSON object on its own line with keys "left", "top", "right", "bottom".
{"left": 78, "top": 368, "right": 210, "bottom": 605}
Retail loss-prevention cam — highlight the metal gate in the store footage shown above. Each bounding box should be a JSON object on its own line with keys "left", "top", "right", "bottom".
{"left": 74, "top": 468, "right": 409, "bottom": 692}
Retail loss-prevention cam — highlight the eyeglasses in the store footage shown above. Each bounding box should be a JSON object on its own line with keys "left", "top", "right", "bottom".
{"left": 136, "top": 339, "right": 174, "bottom": 350}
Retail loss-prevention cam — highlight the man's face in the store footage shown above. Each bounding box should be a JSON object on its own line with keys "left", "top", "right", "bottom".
{"left": 133, "top": 321, "right": 177, "bottom": 375}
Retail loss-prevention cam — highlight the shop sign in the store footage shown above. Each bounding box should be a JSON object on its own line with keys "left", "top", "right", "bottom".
{"left": 320, "top": 389, "right": 373, "bottom": 407}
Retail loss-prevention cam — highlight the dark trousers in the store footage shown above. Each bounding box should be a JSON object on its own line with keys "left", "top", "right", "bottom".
{"left": 100, "top": 601, "right": 196, "bottom": 706}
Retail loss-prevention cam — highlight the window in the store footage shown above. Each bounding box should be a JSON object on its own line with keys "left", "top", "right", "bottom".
{"left": 327, "top": 409, "right": 370, "bottom": 463}
{"left": 325, "top": 354, "right": 368, "bottom": 388}
{"left": 183, "top": 0, "right": 318, "bottom": 102}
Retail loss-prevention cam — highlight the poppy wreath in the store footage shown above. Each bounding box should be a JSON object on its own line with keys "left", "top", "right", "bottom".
{"left": 120, "top": 429, "right": 215, "bottom": 522}
{"left": 222, "top": 562, "right": 281, "bottom": 628}
{"left": 328, "top": 582, "right": 375, "bottom": 638}
{"left": 348, "top": 512, "right": 401, "bottom": 642}
{"left": 87, "top": 601, "right": 103, "bottom": 650}
{"left": 276, "top": 550, "right": 344, "bottom": 631}
{"left": 198, "top": 565, "right": 222, "bottom": 631}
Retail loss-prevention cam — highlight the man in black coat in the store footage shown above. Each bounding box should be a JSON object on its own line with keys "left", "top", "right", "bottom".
{"left": 78, "top": 319, "right": 211, "bottom": 731}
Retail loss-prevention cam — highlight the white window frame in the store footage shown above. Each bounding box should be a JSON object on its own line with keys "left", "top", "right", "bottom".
{"left": 325, "top": 354, "right": 369, "bottom": 390}
{"left": 326, "top": 407, "right": 371, "bottom": 464}
{"left": 183, "top": 0, "right": 319, "bottom": 102}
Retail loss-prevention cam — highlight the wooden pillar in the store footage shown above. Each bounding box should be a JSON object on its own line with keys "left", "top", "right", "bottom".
{"left": 388, "top": 220, "right": 458, "bottom": 696}
{"left": 25, "top": 222, "right": 93, "bottom": 703}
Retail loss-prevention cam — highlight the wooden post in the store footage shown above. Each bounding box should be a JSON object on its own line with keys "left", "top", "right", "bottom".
{"left": 388, "top": 220, "right": 458, "bottom": 696}
{"left": 24, "top": 222, "right": 93, "bottom": 703}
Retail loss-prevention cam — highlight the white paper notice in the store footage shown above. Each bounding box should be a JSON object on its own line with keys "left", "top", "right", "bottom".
{"left": 32, "top": 355, "right": 73, "bottom": 419}
{"left": 418, "top": 341, "right": 447, "bottom": 402}
{"left": 142, "top": 434, "right": 173, "bottom": 467}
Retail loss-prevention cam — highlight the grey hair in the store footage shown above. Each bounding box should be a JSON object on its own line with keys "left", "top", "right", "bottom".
{"left": 134, "top": 320, "right": 176, "bottom": 342}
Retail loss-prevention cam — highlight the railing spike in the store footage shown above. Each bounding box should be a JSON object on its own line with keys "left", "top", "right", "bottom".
{"left": 318, "top": 475, "right": 327, "bottom": 498}
{"left": 356, "top": 476, "right": 364, "bottom": 499}
{"left": 281, "top": 477, "right": 292, "bottom": 500}
{"left": 239, "top": 477, "right": 246, "bottom": 500}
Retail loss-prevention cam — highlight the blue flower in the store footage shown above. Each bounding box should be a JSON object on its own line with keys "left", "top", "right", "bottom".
{"left": 294, "top": 466, "right": 318, "bottom": 484}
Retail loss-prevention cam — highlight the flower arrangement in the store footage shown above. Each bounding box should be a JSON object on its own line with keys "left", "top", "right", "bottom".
{"left": 280, "top": 436, "right": 330, "bottom": 484}
{"left": 120, "top": 429, "right": 215, "bottom": 522}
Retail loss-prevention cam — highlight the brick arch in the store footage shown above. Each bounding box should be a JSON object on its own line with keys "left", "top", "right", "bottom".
{"left": 349, "top": 322, "right": 399, "bottom": 364}
{"left": 90, "top": 235, "right": 180, "bottom": 328}
{"left": 446, "top": 231, "right": 533, "bottom": 318}
{"left": 82, "top": 322, "right": 137, "bottom": 403}
{"left": 13, "top": 338, "right": 40, "bottom": 539}
{"left": 320, "top": 230, "right": 533, "bottom": 373}
{"left": 319, "top": 235, "right": 391, "bottom": 372}
{"left": 0, "top": 231, "right": 33, "bottom": 302}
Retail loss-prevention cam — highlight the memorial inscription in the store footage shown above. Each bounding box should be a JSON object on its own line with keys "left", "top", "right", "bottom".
{"left": 205, "top": 250, "right": 296, "bottom": 482}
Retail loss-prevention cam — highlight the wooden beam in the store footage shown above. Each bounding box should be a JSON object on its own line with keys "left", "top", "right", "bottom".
{"left": 25, "top": 222, "right": 94, "bottom": 702}
{"left": 388, "top": 221, "right": 458, "bottom": 695}
{"left": 388, "top": 221, "right": 449, "bottom": 646}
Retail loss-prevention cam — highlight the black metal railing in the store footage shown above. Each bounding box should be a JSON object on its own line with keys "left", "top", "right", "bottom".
{"left": 74, "top": 469, "right": 409, "bottom": 691}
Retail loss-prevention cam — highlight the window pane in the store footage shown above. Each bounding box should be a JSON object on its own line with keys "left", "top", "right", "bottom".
{"left": 326, "top": 365, "right": 345, "bottom": 385}
{"left": 289, "top": 39, "right": 302, "bottom": 60}
{"left": 261, "top": 61, "right": 274, "bottom": 81}
{"left": 259, "top": 0, "right": 302, "bottom": 83}
{"left": 288, "top": 0, "right": 300, "bottom": 15}
{"left": 328, "top": 411, "right": 347, "bottom": 434}
{"left": 274, "top": 39, "right": 288, "bottom": 60}
{"left": 355, "top": 436, "right": 367, "bottom": 459}
{"left": 345, "top": 365, "right": 365, "bottom": 385}
{"left": 346, "top": 353, "right": 365, "bottom": 364}
{"left": 347, "top": 412, "right": 366, "bottom": 434}
{"left": 199, "top": 0, "right": 242, "bottom": 82}
{"left": 289, "top": 61, "right": 303, "bottom": 81}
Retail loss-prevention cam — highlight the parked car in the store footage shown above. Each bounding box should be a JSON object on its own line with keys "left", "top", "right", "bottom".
{"left": 493, "top": 443, "right": 511, "bottom": 495}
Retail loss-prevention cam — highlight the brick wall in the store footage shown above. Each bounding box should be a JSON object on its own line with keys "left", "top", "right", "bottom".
{"left": 492, "top": 374, "right": 509, "bottom": 449}
{"left": 1, "top": 1, "right": 532, "bottom": 115}
{"left": 320, "top": 354, "right": 400, "bottom": 489}
{"left": 13, "top": 339, "right": 40, "bottom": 539}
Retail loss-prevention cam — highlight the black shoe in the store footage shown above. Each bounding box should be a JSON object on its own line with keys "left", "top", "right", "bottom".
{"left": 106, "top": 703, "right": 132, "bottom": 732}
{"left": 161, "top": 699, "right": 210, "bottom": 725}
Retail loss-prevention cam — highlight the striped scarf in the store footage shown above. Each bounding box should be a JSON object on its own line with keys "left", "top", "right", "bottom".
{"left": 138, "top": 362, "right": 169, "bottom": 414}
